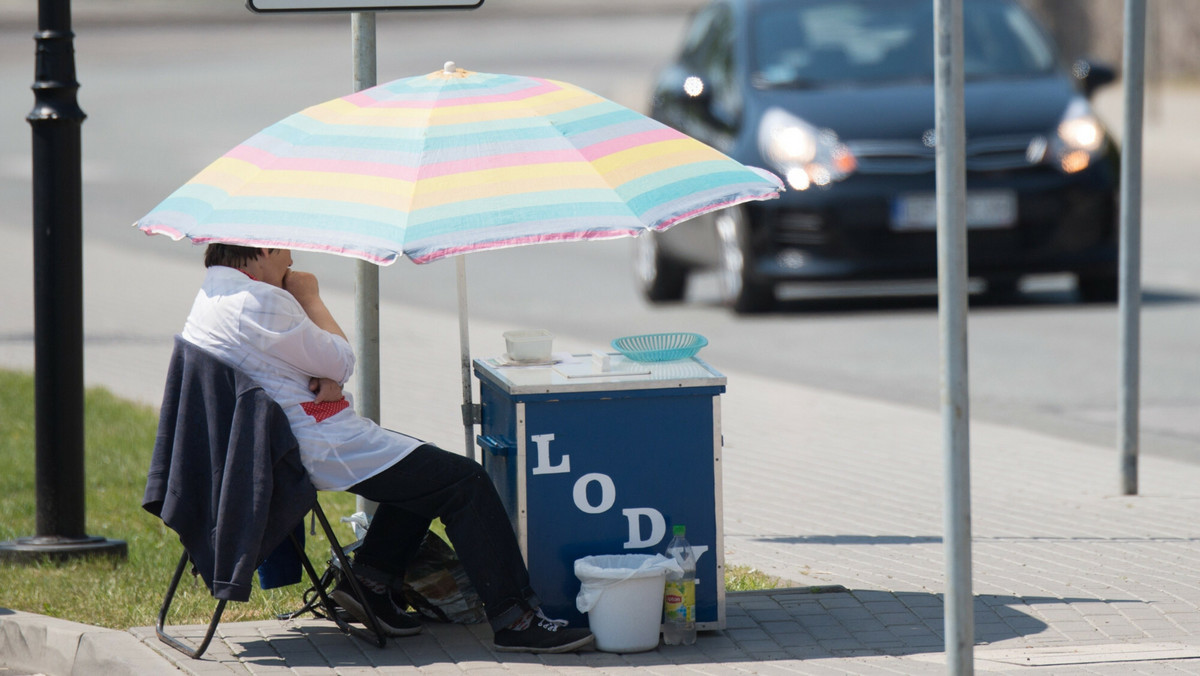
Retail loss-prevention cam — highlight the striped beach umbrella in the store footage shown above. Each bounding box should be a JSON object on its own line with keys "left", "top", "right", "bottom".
{"left": 135, "top": 62, "right": 782, "bottom": 265}
{"left": 136, "top": 62, "right": 783, "bottom": 456}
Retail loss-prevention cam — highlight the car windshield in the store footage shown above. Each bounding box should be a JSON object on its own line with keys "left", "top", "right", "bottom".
{"left": 752, "top": 0, "right": 1056, "bottom": 88}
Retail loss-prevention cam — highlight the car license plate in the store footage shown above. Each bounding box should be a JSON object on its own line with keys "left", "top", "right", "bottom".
{"left": 890, "top": 190, "right": 1017, "bottom": 231}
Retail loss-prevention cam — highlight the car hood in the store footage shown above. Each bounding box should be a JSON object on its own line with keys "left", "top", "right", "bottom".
{"left": 753, "top": 75, "right": 1077, "bottom": 141}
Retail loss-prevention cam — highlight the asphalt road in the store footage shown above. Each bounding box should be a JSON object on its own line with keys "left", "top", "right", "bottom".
{"left": 1, "top": 6, "right": 1197, "bottom": 462}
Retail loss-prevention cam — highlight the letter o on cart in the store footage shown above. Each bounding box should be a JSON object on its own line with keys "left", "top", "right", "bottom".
{"left": 573, "top": 473, "right": 616, "bottom": 514}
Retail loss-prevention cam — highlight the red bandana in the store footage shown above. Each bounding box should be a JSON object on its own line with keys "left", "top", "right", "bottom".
{"left": 301, "top": 399, "right": 349, "bottom": 422}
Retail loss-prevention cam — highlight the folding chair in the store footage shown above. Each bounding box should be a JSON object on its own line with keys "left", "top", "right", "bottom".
{"left": 145, "top": 337, "right": 387, "bottom": 658}
{"left": 155, "top": 500, "right": 385, "bottom": 658}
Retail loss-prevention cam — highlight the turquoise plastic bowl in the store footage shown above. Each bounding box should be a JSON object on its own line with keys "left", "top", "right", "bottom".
{"left": 610, "top": 332, "right": 708, "bottom": 362}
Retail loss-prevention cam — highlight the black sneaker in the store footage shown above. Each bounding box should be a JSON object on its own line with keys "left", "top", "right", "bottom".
{"left": 492, "top": 608, "right": 594, "bottom": 654}
{"left": 329, "top": 577, "right": 422, "bottom": 637}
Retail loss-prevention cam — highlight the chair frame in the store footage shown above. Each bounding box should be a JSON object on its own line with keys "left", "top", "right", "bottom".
{"left": 156, "top": 500, "right": 386, "bottom": 658}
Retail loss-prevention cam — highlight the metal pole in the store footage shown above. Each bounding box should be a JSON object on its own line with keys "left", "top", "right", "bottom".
{"left": 351, "top": 11, "right": 380, "bottom": 517}
{"left": 1118, "top": 0, "right": 1145, "bottom": 496}
{"left": 30, "top": 0, "right": 85, "bottom": 544}
{"left": 934, "top": 0, "right": 973, "bottom": 671}
{"left": 457, "top": 256, "right": 477, "bottom": 460}
{"left": 0, "top": 0, "right": 125, "bottom": 562}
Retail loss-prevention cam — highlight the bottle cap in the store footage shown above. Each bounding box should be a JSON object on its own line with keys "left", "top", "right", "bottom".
{"left": 673, "top": 524, "right": 685, "bottom": 536}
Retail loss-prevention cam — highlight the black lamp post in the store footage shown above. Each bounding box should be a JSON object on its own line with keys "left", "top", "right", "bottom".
{"left": 0, "top": 0, "right": 126, "bottom": 562}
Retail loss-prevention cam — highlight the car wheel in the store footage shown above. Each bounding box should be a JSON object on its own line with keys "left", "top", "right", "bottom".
{"left": 715, "top": 206, "right": 774, "bottom": 313}
{"left": 1077, "top": 273, "right": 1118, "bottom": 303}
{"left": 634, "top": 232, "right": 688, "bottom": 302}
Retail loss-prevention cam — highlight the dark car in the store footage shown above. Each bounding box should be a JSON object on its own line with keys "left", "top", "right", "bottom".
{"left": 637, "top": 0, "right": 1119, "bottom": 312}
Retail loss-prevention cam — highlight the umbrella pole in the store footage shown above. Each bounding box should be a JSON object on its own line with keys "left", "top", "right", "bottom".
{"left": 457, "top": 255, "right": 478, "bottom": 461}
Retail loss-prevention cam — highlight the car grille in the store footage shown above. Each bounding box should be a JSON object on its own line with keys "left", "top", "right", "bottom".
{"left": 846, "top": 134, "right": 1040, "bottom": 174}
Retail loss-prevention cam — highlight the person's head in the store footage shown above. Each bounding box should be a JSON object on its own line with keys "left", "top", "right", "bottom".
{"left": 204, "top": 244, "right": 293, "bottom": 287}
{"left": 204, "top": 243, "right": 266, "bottom": 269}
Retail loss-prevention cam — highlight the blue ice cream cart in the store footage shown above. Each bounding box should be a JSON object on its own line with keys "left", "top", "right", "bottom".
{"left": 474, "top": 352, "right": 727, "bottom": 630}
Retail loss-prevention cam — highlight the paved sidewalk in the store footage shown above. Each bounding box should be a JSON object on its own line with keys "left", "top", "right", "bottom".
{"left": 3, "top": 219, "right": 1200, "bottom": 674}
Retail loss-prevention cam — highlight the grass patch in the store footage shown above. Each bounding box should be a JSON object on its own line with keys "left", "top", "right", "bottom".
{"left": 0, "top": 369, "right": 364, "bottom": 630}
{"left": 724, "top": 564, "right": 788, "bottom": 592}
{"left": 0, "top": 368, "right": 783, "bottom": 630}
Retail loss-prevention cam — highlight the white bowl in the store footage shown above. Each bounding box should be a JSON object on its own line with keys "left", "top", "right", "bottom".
{"left": 503, "top": 329, "right": 554, "bottom": 362}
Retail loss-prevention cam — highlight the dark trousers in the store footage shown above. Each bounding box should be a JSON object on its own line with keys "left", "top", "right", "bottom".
{"left": 349, "top": 444, "right": 539, "bottom": 631}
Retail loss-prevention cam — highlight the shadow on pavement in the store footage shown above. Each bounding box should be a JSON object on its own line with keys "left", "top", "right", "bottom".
{"left": 756, "top": 284, "right": 1198, "bottom": 316}
{"left": 760, "top": 534, "right": 943, "bottom": 545}
{"left": 716, "top": 588, "right": 1054, "bottom": 660}
{"left": 143, "top": 588, "right": 1053, "bottom": 668}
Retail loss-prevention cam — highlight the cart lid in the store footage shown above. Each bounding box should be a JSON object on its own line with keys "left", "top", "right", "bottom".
{"left": 473, "top": 353, "right": 726, "bottom": 395}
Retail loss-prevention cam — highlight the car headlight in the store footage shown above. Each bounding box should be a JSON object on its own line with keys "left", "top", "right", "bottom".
{"left": 1033, "top": 97, "right": 1107, "bottom": 174}
{"left": 757, "top": 107, "right": 856, "bottom": 191}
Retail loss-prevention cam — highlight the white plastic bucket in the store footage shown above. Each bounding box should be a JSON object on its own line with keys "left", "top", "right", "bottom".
{"left": 574, "top": 554, "right": 682, "bottom": 653}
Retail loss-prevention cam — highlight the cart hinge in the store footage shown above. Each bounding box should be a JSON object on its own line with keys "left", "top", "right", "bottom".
{"left": 461, "top": 403, "right": 482, "bottom": 426}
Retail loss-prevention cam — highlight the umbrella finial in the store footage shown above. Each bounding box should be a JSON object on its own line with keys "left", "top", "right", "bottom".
{"left": 431, "top": 61, "right": 471, "bottom": 80}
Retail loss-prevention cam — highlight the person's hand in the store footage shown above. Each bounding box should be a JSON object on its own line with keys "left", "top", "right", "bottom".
{"left": 282, "top": 268, "right": 348, "bottom": 341}
{"left": 282, "top": 269, "right": 320, "bottom": 303}
{"left": 308, "top": 377, "right": 344, "bottom": 403}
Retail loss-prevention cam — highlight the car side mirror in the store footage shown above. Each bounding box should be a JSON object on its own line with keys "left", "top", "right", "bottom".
{"left": 1073, "top": 59, "right": 1117, "bottom": 98}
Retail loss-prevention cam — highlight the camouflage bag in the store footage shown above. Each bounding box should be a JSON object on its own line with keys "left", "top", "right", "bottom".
{"left": 400, "top": 532, "right": 487, "bottom": 624}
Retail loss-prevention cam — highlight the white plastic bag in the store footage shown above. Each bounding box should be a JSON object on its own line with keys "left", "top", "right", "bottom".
{"left": 575, "top": 554, "right": 683, "bottom": 613}
{"left": 340, "top": 511, "right": 372, "bottom": 542}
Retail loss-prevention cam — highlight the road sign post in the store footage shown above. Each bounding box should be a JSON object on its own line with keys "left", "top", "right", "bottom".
{"left": 243, "top": 0, "right": 486, "bottom": 507}
{"left": 934, "top": 0, "right": 975, "bottom": 672}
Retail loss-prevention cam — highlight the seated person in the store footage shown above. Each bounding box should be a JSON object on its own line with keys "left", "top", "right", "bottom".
{"left": 180, "top": 243, "right": 593, "bottom": 654}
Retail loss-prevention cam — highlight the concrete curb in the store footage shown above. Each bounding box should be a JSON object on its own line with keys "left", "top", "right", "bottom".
{"left": 0, "top": 609, "right": 178, "bottom": 676}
